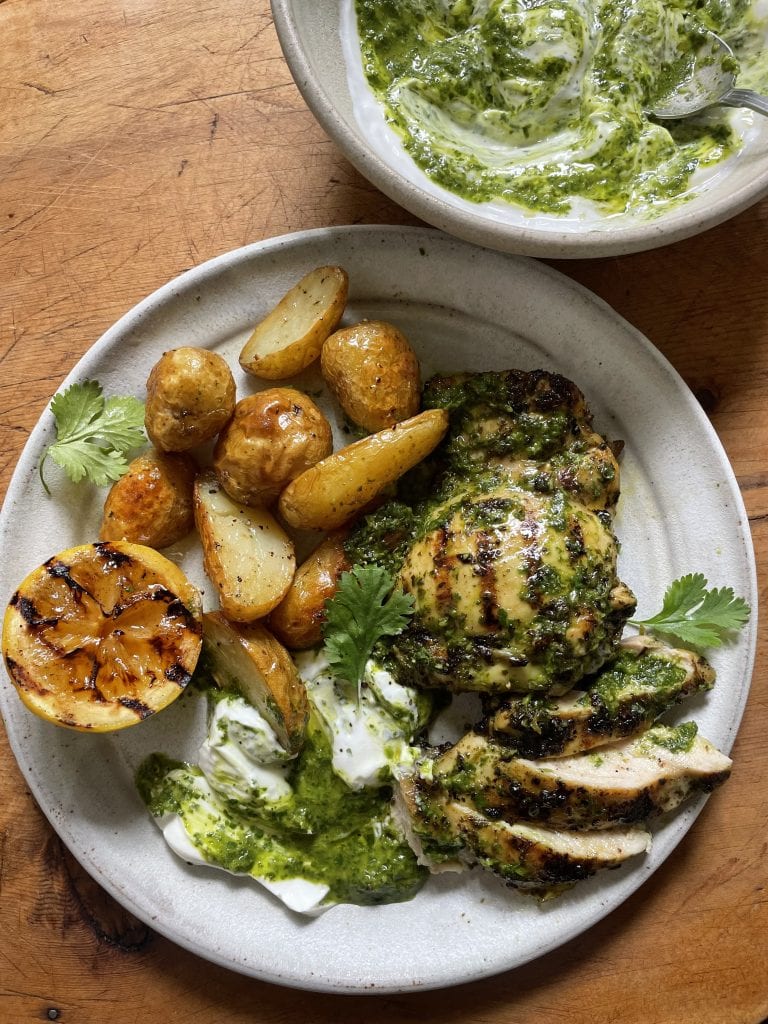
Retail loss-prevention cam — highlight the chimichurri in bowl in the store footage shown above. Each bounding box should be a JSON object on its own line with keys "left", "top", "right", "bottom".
{"left": 271, "top": 0, "right": 768, "bottom": 256}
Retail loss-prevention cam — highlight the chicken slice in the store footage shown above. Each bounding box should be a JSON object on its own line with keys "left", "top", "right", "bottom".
{"left": 432, "top": 723, "right": 732, "bottom": 829}
{"left": 396, "top": 774, "right": 650, "bottom": 892}
{"left": 484, "top": 634, "right": 715, "bottom": 757}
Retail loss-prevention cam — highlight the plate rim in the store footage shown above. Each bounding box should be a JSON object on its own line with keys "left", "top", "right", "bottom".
{"left": 270, "top": 0, "right": 768, "bottom": 259}
{"left": 0, "top": 224, "right": 758, "bottom": 993}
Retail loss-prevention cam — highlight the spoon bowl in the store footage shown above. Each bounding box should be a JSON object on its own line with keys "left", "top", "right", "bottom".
{"left": 651, "top": 31, "right": 768, "bottom": 119}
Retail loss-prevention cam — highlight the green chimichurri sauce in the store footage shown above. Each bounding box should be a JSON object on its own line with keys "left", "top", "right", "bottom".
{"left": 137, "top": 711, "right": 426, "bottom": 907}
{"left": 354, "top": 0, "right": 766, "bottom": 214}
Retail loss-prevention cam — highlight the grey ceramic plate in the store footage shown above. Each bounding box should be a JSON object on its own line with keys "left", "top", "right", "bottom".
{"left": 271, "top": 1, "right": 768, "bottom": 258}
{"left": 0, "top": 226, "right": 757, "bottom": 992}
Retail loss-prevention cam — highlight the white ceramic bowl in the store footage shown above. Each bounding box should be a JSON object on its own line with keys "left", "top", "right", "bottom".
{"left": 271, "top": 0, "right": 768, "bottom": 258}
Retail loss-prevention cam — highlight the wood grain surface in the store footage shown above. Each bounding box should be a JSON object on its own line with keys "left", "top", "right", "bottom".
{"left": 1, "top": 1, "right": 766, "bottom": 1021}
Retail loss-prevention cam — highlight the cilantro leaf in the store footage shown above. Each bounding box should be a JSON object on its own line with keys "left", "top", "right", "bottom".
{"left": 631, "top": 573, "right": 750, "bottom": 648}
{"left": 322, "top": 566, "right": 414, "bottom": 696}
{"left": 39, "top": 380, "right": 146, "bottom": 493}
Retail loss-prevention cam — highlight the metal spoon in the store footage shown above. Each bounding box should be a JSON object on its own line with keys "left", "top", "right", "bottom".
{"left": 651, "top": 31, "right": 768, "bottom": 119}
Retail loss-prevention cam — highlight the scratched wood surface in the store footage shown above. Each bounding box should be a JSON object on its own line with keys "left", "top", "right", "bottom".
{"left": 1, "top": 1, "right": 766, "bottom": 1021}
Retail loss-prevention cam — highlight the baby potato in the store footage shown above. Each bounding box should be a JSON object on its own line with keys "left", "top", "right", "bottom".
{"left": 194, "top": 470, "right": 296, "bottom": 622}
{"left": 321, "top": 320, "right": 421, "bottom": 432}
{"left": 278, "top": 409, "right": 449, "bottom": 531}
{"left": 203, "top": 612, "right": 309, "bottom": 754}
{"left": 213, "top": 388, "right": 333, "bottom": 506}
{"left": 100, "top": 449, "right": 197, "bottom": 549}
{"left": 145, "top": 347, "right": 236, "bottom": 452}
{"left": 269, "top": 530, "right": 350, "bottom": 650}
{"left": 240, "top": 265, "right": 348, "bottom": 380}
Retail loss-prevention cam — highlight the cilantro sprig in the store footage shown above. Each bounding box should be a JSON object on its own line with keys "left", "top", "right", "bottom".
{"left": 322, "top": 566, "right": 414, "bottom": 698}
{"left": 39, "top": 380, "right": 146, "bottom": 493}
{"left": 631, "top": 573, "right": 750, "bottom": 648}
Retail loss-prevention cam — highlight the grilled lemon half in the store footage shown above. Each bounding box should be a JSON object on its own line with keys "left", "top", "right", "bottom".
{"left": 2, "top": 541, "right": 203, "bottom": 732}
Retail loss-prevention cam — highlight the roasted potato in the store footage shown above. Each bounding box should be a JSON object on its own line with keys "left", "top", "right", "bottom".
{"left": 278, "top": 409, "right": 449, "bottom": 531}
{"left": 320, "top": 320, "right": 421, "bottom": 431}
{"left": 194, "top": 470, "right": 295, "bottom": 621}
{"left": 145, "top": 347, "right": 236, "bottom": 452}
{"left": 268, "top": 530, "right": 351, "bottom": 649}
{"left": 239, "top": 265, "right": 348, "bottom": 380}
{"left": 100, "top": 449, "right": 197, "bottom": 549}
{"left": 213, "top": 388, "right": 332, "bottom": 507}
{"left": 203, "top": 612, "right": 309, "bottom": 754}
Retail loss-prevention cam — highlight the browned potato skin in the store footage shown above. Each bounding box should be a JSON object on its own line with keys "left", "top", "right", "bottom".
{"left": 100, "top": 449, "right": 197, "bottom": 549}
{"left": 239, "top": 265, "right": 349, "bottom": 380}
{"left": 213, "top": 388, "right": 333, "bottom": 506}
{"left": 203, "top": 612, "right": 309, "bottom": 754}
{"left": 269, "top": 531, "right": 351, "bottom": 650}
{"left": 214, "top": 387, "right": 331, "bottom": 507}
{"left": 278, "top": 409, "right": 450, "bottom": 531}
{"left": 145, "top": 347, "right": 236, "bottom": 452}
{"left": 321, "top": 320, "right": 421, "bottom": 432}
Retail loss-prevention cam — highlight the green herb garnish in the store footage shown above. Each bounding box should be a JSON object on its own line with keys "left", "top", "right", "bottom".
{"left": 631, "top": 573, "right": 750, "bottom": 648}
{"left": 39, "top": 380, "right": 146, "bottom": 493}
{"left": 322, "top": 566, "right": 414, "bottom": 697}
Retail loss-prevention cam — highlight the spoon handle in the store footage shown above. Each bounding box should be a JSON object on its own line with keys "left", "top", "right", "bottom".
{"left": 720, "top": 88, "right": 768, "bottom": 117}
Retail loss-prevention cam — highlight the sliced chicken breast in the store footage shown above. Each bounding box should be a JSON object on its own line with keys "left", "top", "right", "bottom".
{"left": 484, "top": 635, "right": 715, "bottom": 758}
{"left": 395, "top": 774, "right": 650, "bottom": 892}
{"left": 433, "top": 722, "right": 732, "bottom": 829}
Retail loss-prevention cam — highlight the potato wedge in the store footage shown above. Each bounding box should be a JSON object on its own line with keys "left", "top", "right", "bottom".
{"left": 203, "top": 612, "right": 308, "bottom": 754}
{"left": 278, "top": 409, "right": 449, "bottom": 531}
{"left": 321, "top": 320, "right": 421, "bottom": 431}
{"left": 239, "top": 265, "right": 349, "bottom": 380}
{"left": 194, "top": 470, "right": 296, "bottom": 621}
{"left": 268, "top": 530, "right": 351, "bottom": 650}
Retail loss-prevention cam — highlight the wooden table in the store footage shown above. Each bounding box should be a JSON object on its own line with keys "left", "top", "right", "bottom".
{"left": 1, "top": 2, "right": 766, "bottom": 1020}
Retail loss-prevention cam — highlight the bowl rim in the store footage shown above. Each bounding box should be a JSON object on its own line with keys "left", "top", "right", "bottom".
{"left": 271, "top": 0, "right": 768, "bottom": 258}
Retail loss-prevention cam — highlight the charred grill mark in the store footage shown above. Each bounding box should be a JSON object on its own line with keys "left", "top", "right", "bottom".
{"left": 431, "top": 527, "right": 453, "bottom": 611}
{"left": 474, "top": 530, "right": 500, "bottom": 628}
{"left": 566, "top": 518, "right": 585, "bottom": 562}
{"left": 94, "top": 542, "right": 133, "bottom": 569}
{"left": 45, "top": 558, "right": 89, "bottom": 597}
{"left": 165, "top": 662, "right": 192, "bottom": 686}
{"left": 118, "top": 696, "right": 154, "bottom": 719}
{"left": 167, "top": 598, "right": 202, "bottom": 634}
{"left": 5, "top": 656, "right": 49, "bottom": 694}
{"left": 83, "top": 656, "right": 106, "bottom": 700}
{"left": 15, "top": 596, "right": 59, "bottom": 628}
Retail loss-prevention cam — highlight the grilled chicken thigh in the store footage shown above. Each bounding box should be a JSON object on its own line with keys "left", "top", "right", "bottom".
{"left": 389, "top": 370, "right": 636, "bottom": 694}
{"left": 484, "top": 634, "right": 716, "bottom": 757}
{"left": 431, "top": 723, "right": 732, "bottom": 829}
{"left": 342, "top": 367, "right": 731, "bottom": 896}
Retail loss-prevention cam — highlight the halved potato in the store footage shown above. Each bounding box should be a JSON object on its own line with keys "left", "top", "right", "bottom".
{"left": 239, "top": 266, "right": 349, "bottom": 380}
{"left": 278, "top": 409, "right": 449, "bottom": 531}
{"left": 194, "top": 470, "right": 296, "bottom": 621}
{"left": 268, "top": 530, "right": 351, "bottom": 650}
{"left": 203, "top": 611, "right": 308, "bottom": 753}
